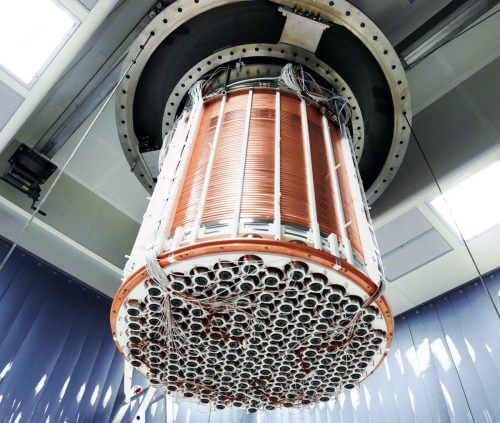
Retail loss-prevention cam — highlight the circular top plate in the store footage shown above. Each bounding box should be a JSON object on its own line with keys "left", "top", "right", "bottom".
{"left": 116, "top": 0, "right": 411, "bottom": 203}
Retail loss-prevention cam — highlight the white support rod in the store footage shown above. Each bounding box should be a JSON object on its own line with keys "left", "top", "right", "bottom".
{"left": 170, "top": 226, "right": 184, "bottom": 251}
{"left": 274, "top": 91, "right": 282, "bottom": 240}
{"left": 347, "top": 130, "right": 385, "bottom": 278}
{"left": 161, "top": 101, "right": 204, "bottom": 251}
{"left": 124, "top": 361, "right": 133, "bottom": 403}
{"left": 321, "top": 114, "right": 353, "bottom": 264}
{"left": 133, "top": 387, "right": 156, "bottom": 421}
{"left": 191, "top": 94, "right": 227, "bottom": 243}
{"left": 166, "top": 394, "right": 174, "bottom": 423}
{"left": 231, "top": 89, "right": 253, "bottom": 237}
{"left": 300, "top": 99, "right": 321, "bottom": 249}
{"left": 339, "top": 127, "right": 379, "bottom": 281}
{"left": 328, "top": 233, "right": 340, "bottom": 257}
{"left": 127, "top": 111, "right": 190, "bottom": 270}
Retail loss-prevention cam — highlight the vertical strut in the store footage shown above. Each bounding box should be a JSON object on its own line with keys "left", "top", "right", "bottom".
{"left": 125, "top": 109, "right": 191, "bottom": 273}
{"left": 160, "top": 106, "right": 202, "bottom": 251}
{"left": 340, "top": 128, "right": 379, "bottom": 280}
{"left": 191, "top": 94, "right": 227, "bottom": 242}
{"left": 274, "top": 91, "right": 281, "bottom": 240}
{"left": 300, "top": 99, "right": 322, "bottom": 249}
{"left": 232, "top": 89, "right": 253, "bottom": 237}
{"left": 322, "top": 114, "right": 353, "bottom": 264}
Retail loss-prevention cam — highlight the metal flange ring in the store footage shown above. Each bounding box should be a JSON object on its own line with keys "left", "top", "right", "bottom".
{"left": 116, "top": 0, "right": 411, "bottom": 203}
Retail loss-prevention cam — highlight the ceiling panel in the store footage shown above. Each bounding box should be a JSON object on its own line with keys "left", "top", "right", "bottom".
{"left": 382, "top": 227, "right": 452, "bottom": 281}
{"left": 377, "top": 208, "right": 453, "bottom": 281}
{"left": 376, "top": 207, "right": 433, "bottom": 255}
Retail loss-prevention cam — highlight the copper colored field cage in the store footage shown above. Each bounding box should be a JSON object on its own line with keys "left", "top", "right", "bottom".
{"left": 124, "top": 87, "right": 381, "bottom": 280}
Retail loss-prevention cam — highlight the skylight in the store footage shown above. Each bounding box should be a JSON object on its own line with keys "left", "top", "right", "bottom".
{"left": 431, "top": 161, "right": 500, "bottom": 240}
{"left": 0, "top": 0, "right": 77, "bottom": 85}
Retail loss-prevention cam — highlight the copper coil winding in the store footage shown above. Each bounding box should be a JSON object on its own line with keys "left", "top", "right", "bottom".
{"left": 280, "top": 95, "right": 311, "bottom": 229}
{"left": 171, "top": 87, "right": 363, "bottom": 259}
{"left": 308, "top": 104, "right": 340, "bottom": 236}
{"left": 331, "top": 126, "right": 363, "bottom": 258}
{"left": 241, "top": 91, "right": 276, "bottom": 222}
{"left": 172, "top": 100, "right": 221, "bottom": 229}
{"left": 203, "top": 94, "right": 247, "bottom": 223}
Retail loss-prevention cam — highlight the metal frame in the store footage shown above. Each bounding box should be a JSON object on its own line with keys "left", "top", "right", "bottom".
{"left": 340, "top": 129, "right": 381, "bottom": 282}
{"left": 321, "top": 114, "right": 353, "bottom": 264}
{"left": 160, "top": 44, "right": 364, "bottom": 154}
{"left": 274, "top": 90, "right": 282, "bottom": 240}
{"left": 231, "top": 89, "right": 253, "bottom": 237}
{"left": 116, "top": 0, "right": 411, "bottom": 203}
{"left": 279, "top": 6, "right": 329, "bottom": 53}
{"left": 300, "top": 99, "right": 322, "bottom": 249}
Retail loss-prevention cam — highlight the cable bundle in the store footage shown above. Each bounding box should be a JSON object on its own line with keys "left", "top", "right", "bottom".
{"left": 279, "top": 63, "right": 352, "bottom": 125}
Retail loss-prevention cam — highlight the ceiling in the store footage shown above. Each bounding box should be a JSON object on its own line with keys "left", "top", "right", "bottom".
{"left": 0, "top": 0, "right": 498, "bottom": 315}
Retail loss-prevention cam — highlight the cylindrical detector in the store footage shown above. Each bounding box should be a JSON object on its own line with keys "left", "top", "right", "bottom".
{"left": 111, "top": 83, "right": 395, "bottom": 410}
{"left": 158, "top": 87, "right": 369, "bottom": 266}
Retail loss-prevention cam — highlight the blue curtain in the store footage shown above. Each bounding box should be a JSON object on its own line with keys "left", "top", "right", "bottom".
{"left": 0, "top": 240, "right": 125, "bottom": 422}
{"left": 0, "top": 238, "right": 498, "bottom": 422}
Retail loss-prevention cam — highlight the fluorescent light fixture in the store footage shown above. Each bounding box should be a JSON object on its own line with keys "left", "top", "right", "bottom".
{"left": 431, "top": 161, "right": 500, "bottom": 240}
{"left": 0, "top": 0, "right": 77, "bottom": 85}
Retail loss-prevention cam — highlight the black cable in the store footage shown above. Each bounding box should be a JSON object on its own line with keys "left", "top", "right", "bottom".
{"left": 407, "top": 9, "right": 499, "bottom": 69}
{"left": 403, "top": 113, "right": 500, "bottom": 320}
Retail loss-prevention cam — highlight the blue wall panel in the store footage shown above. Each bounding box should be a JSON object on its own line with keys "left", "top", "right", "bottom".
{"left": 0, "top": 238, "right": 498, "bottom": 422}
{"left": 0, "top": 240, "right": 125, "bottom": 422}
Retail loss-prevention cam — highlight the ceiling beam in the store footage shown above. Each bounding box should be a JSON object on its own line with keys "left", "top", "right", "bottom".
{"left": 0, "top": 0, "right": 124, "bottom": 156}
